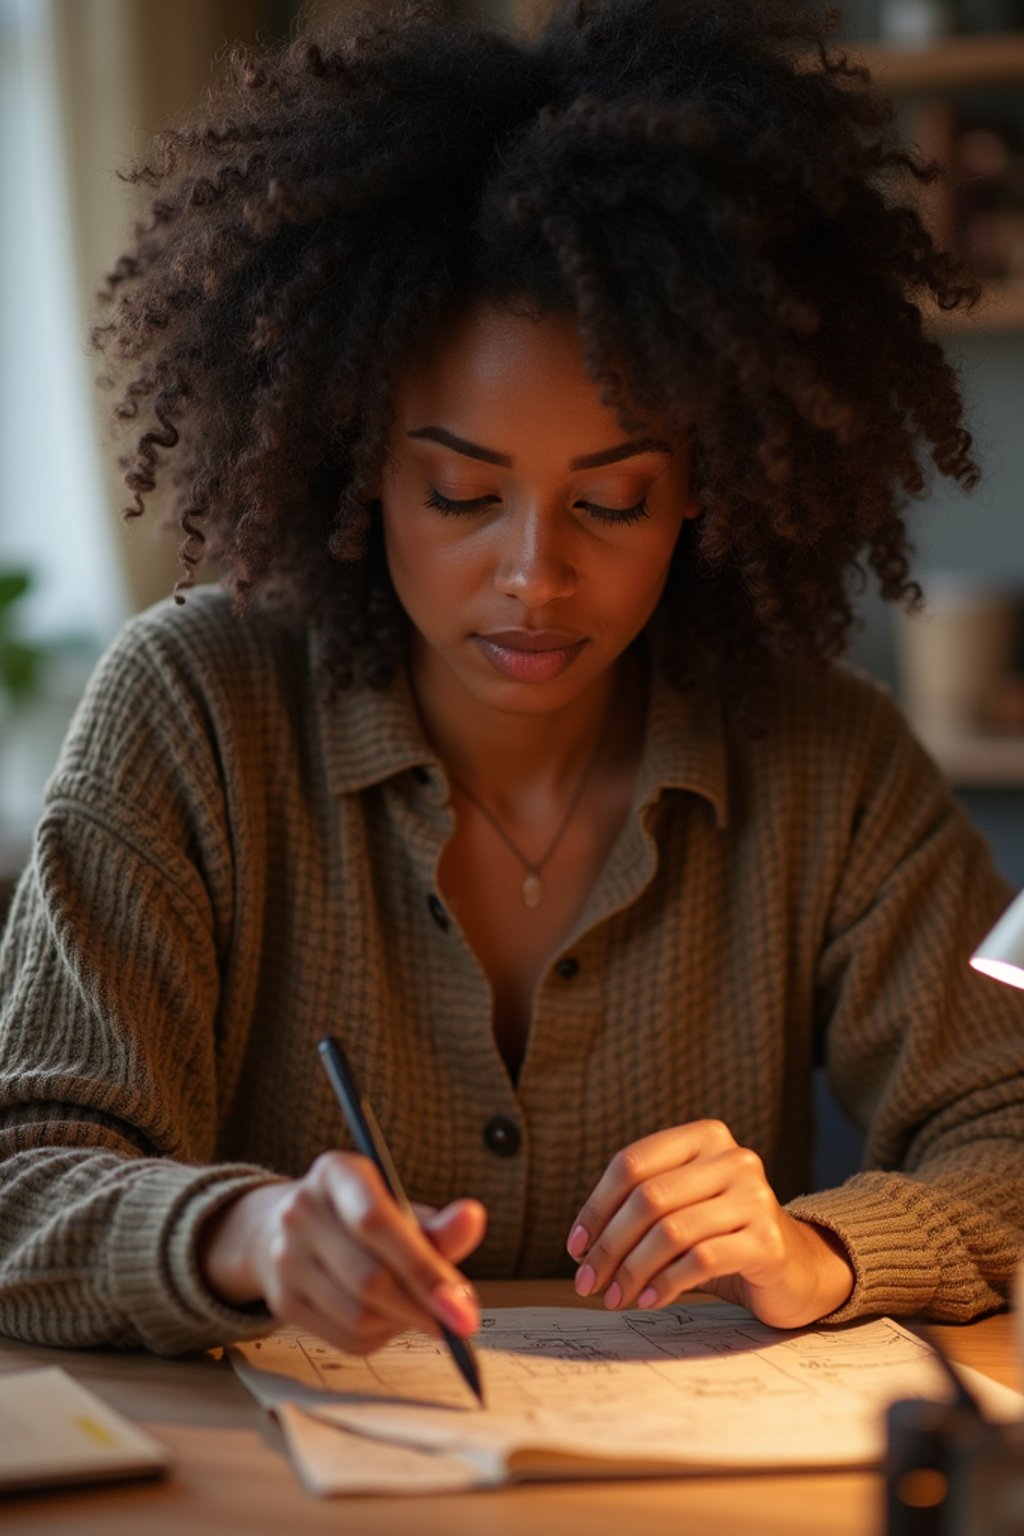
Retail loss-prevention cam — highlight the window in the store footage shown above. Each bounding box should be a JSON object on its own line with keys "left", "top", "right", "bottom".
{"left": 0, "top": 0, "right": 127, "bottom": 646}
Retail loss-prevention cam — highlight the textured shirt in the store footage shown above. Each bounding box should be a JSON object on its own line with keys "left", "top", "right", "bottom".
{"left": 1, "top": 588, "right": 1022, "bottom": 1355}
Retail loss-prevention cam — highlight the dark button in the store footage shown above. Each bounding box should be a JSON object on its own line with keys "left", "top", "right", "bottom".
{"left": 411, "top": 765, "right": 431, "bottom": 785}
{"left": 483, "top": 1115, "right": 520, "bottom": 1157}
{"left": 426, "top": 892, "right": 449, "bottom": 930}
{"left": 555, "top": 955, "right": 580, "bottom": 980}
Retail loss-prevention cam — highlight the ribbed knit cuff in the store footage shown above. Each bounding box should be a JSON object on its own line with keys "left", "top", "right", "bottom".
{"left": 110, "top": 1160, "right": 286, "bottom": 1356}
{"left": 786, "top": 1171, "right": 951, "bottom": 1324}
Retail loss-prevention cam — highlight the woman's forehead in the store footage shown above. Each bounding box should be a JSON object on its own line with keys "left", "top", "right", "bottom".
{"left": 392, "top": 300, "right": 674, "bottom": 450}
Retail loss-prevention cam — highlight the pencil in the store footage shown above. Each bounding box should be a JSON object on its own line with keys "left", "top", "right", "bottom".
{"left": 316, "top": 1034, "right": 485, "bottom": 1406}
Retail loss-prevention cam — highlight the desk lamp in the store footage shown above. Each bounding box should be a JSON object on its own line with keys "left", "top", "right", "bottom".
{"left": 970, "top": 882, "right": 1024, "bottom": 1367}
{"left": 971, "top": 886, "right": 1024, "bottom": 990}
{"left": 885, "top": 888, "right": 1024, "bottom": 1536}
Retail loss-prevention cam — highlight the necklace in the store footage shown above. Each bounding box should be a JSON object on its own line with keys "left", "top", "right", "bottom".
{"left": 447, "top": 715, "right": 613, "bottom": 910}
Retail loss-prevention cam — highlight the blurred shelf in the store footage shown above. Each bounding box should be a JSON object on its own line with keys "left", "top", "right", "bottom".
{"left": 915, "top": 728, "right": 1024, "bottom": 786}
{"left": 853, "top": 31, "right": 1024, "bottom": 91}
{"left": 837, "top": 34, "right": 1024, "bottom": 334}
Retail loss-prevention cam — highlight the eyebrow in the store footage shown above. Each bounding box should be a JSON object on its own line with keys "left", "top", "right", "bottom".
{"left": 407, "top": 426, "right": 672, "bottom": 470}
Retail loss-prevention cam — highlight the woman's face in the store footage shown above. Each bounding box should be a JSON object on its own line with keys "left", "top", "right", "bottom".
{"left": 379, "top": 301, "right": 698, "bottom": 716}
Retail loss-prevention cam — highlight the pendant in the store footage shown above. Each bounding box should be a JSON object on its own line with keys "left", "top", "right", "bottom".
{"left": 521, "top": 871, "right": 544, "bottom": 909}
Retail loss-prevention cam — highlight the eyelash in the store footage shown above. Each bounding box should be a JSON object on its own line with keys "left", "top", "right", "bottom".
{"left": 423, "top": 488, "right": 650, "bottom": 526}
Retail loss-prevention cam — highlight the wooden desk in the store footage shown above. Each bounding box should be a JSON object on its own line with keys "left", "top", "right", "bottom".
{"left": 0, "top": 1282, "right": 1017, "bottom": 1536}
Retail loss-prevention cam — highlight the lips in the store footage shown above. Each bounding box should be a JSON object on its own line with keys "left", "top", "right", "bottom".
{"left": 477, "top": 628, "right": 585, "bottom": 652}
{"left": 472, "top": 629, "right": 588, "bottom": 682}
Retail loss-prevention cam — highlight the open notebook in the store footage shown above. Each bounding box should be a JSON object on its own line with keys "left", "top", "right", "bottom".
{"left": 0, "top": 1367, "right": 170, "bottom": 1494}
{"left": 230, "top": 1304, "right": 1023, "bottom": 1495}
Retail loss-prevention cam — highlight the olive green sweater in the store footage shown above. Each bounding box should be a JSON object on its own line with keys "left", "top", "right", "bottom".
{"left": 1, "top": 589, "right": 1022, "bottom": 1355}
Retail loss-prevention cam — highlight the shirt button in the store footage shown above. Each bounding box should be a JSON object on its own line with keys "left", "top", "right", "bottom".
{"left": 483, "top": 1115, "right": 520, "bottom": 1157}
{"left": 411, "top": 765, "right": 431, "bottom": 785}
{"left": 555, "top": 955, "right": 580, "bottom": 980}
{"left": 426, "top": 893, "right": 449, "bottom": 930}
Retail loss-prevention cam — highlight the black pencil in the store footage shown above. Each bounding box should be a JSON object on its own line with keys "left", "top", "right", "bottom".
{"left": 316, "top": 1034, "right": 485, "bottom": 1406}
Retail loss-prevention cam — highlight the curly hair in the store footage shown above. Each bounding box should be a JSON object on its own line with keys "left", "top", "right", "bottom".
{"left": 93, "top": 0, "right": 979, "bottom": 708}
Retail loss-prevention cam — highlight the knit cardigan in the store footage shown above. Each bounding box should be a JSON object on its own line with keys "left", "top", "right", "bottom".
{"left": 1, "top": 588, "right": 1022, "bottom": 1355}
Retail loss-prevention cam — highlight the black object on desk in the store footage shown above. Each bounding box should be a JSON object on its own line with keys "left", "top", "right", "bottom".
{"left": 885, "top": 1326, "right": 1024, "bottom": 1536}
{"left": 317, "top": 1034, "right": 484, "bottom": 1406}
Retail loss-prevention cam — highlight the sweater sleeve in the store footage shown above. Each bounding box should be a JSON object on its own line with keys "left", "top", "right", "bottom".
{"left": 0, "top": 619, "right": 283, "bottom": 1355}
{"left": 786, "top": 684, "right": 1024, "bottom": 1323}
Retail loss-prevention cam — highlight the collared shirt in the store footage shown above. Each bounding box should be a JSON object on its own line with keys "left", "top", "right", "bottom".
{"left": 0, "top": 587, "right": 1022, "bottom": 1355}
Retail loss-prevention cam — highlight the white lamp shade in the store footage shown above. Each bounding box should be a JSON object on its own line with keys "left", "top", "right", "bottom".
{"left": 970, "top": 888, "right": 1024, "bottom": 991}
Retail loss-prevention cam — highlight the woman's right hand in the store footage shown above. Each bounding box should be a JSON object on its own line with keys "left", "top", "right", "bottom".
{"left": 197, "top": 1152, "right": 487, "bottom": 1354}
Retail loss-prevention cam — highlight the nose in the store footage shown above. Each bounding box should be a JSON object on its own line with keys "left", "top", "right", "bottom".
{"left": 492, "top": 505, "right": 577, "bottom": 608}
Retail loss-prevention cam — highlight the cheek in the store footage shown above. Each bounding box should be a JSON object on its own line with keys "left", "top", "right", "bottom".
{"left": 381, "top": 507, "right": 482, "bottom": 610}
{"left": 603, "top": 525, "right": 683, "bottom": 608}
{"left": 381, "top": 499, "right": 438, "bottom": 576}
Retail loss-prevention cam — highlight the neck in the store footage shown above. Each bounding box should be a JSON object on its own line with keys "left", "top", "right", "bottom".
{"left": 410, "top": 642, "right": 638, "bottom": 814}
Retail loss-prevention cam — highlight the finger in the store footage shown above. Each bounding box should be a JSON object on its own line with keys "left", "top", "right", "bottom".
{"left": 600, "top": 1192, "right": 750, "bottom": 1308}
{"left": 314, "top": 1154, "right": 480, "bottom": 1334}
{"left": 568, "top": 1121, "right": 738, "bottom": 1264}
{"left": 273, "top": 1189, "right": 436, "bottom": 1336}
{"left": 574, "top": 1157, "right": 736, "bottom": 1298}
{"left": 268, "top": 1273, "right": 399, "bottom": 1357}
{"left": 632, "top": 1227, "right": 780, "bottom": 1310}
{"left": 422, "top": 1199, "right": 488, "bottom": 1265}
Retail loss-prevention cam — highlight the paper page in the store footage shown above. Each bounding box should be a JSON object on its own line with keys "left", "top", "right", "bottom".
{"left": 276, "top": 1403, "right": 486, "bottom": 1495}
{"left": 0, "top": 1367, "right": 170, "bottom": 1491}
{"left": 231, "top": 1305, "right": 1023, "bottom": 1484}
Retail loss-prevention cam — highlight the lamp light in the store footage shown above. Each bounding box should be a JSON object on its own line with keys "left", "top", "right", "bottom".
{"left": 970, "top": 888, "right": 1024, "bottom": 991}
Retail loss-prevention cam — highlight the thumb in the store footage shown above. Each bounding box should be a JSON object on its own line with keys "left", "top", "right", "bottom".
{"left": 422, "top": 1198, "right": 488, "bottom": 1266}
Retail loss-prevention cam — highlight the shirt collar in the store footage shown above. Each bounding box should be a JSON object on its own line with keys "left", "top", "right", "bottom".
{"left": 315, "top": 628, "right": 729, "bottom": 829}
{"left": 636, "top": 644, "right": 729, "bottom": 829}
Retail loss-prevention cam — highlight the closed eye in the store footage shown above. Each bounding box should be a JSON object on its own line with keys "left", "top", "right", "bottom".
{"left": 424, "top": 488, "right": 650, "bottom": 525}
{"left": 424, "top": 488, "right": 498, "bottom": 517}
{"left": 579, "top": 498, "right": 649, "bottom": 526}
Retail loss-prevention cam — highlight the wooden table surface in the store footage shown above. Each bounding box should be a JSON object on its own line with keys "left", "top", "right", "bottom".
{"left": 0, "top": 1281, "right": 1017, "bottom": 1536}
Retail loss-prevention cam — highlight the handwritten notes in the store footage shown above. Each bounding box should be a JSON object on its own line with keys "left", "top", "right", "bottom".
{"left": 230, "top": 1304, "right": 1023, "bottom": 1495}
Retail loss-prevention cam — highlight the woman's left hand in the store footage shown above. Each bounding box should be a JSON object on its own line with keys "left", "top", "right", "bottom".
{"left": 567, "top": 1120, "right": 855, "bottom": 1329}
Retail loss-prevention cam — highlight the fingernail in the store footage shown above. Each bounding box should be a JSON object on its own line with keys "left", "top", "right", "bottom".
{"left": 567, "top": 1223, "right": 590, "bottom": 1259}
{"left": 605, "top": 1282, "right": 622, "bottom": 1309}
{"left": 432, "top": 1281, "right": 478, "bottom": 1334}
{"left": 637, "top": 1286, "right": 657, "bottom": 1309}
{"left": 575, "top": 1262, "right": 596, "bottom": 1297}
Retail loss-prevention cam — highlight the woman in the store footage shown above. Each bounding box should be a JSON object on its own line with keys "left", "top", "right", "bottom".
{"left": 1, "top": 0, "right": 1021, "bottom": 1359}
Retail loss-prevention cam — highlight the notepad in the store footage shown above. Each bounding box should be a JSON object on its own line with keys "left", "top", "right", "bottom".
{"left": 230, "top": 1304, "right": 1024, "bottom": 1495}
{"left": 0, "top": 1366, "right": 170, "bottom": 1493}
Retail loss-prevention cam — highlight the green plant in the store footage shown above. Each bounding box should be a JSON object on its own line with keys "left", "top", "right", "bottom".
{"left": 0, "top": 571, "right": 45, "bottom": 705}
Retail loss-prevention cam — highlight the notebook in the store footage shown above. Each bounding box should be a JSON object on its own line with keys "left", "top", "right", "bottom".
{"left": 0, "top": 1366, "right": 170, "bottom": 1493}
{"left": 230, "top": 1304, "right": 1024, "bottom": 1495}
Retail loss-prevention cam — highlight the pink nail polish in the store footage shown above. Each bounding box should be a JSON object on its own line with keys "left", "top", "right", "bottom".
{"left": 605, "top": 1282, "right": 622, "bottom": 1309}
{"left": 432, "top": 1281, "right": 478, "bottom": 1334}
{"left": 575, "top": 1262, "right": 596, "bottom": 1297}
{"left": 567, "top": 1223, "right": 590, "bottom": 1259}
{"left": 637, "top": 1286, "right": 658, "bottom": 1309}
